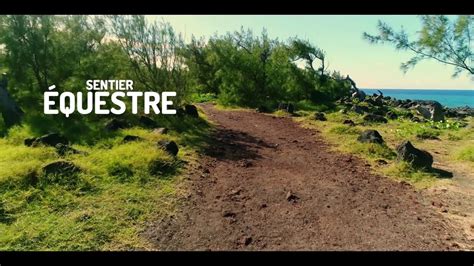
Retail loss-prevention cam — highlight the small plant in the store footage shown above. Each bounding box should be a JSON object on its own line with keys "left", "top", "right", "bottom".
{"left": 447, "top": 133, "right": 462, "bottom": 141}
{"left": 414, "top": 127, "right": 440, "bottom": 140}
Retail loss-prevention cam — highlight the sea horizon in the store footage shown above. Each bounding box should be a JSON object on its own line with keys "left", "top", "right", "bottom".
{"left": 361, "top": 88, "right": 474, "bottom": 108}
{"left": 363, "top": 88, "right": 474, "bottom": 91}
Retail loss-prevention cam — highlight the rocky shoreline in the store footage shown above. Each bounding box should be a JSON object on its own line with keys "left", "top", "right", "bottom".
{"left": 338, "top": 90, "right": 474, "bottom": 123}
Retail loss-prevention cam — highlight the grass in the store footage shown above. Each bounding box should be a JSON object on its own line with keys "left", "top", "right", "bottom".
{"left": 455, "top": 145, "right": 474, "bottom": 162}
{"left": 295, "top": 105, "right": 474, "bottom": 188}
{"left": 0, "top": 108, "right": 211, "bottom": 250}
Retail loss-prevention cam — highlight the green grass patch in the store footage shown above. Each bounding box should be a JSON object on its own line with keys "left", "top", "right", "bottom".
{"left": 455, "top": 145, "right": 474, "bottom": 162}
{"left": 297, "top": 109, "right": 473, "bottom": 187}
{"left": 0, "top": 112, "right": 211, "bottom": 250}
{"left": 382, "top": 161, "right": 439, "bottom": 188}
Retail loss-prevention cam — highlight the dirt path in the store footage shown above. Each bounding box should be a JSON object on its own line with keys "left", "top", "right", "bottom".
{"left": 145, "top": 104, "right": 469, "bottom": 250}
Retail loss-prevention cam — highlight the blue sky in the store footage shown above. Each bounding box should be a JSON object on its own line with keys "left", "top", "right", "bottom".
{"left": 149, "top": 15, "right": 473, "bottom": 90}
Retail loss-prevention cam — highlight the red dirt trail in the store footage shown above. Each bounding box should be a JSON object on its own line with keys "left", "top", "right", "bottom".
{"left": 145, "top": 103, "right": 469, "bottom": 250}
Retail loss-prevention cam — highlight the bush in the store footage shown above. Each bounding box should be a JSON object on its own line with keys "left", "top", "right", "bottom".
{"left": 415, "top": 127, "right": 440, "bottom": 140}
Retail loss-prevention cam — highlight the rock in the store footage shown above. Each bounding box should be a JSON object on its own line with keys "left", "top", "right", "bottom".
{"left": 123, "top": 135, "right": 142, "bottom": 142}
{"left": 351, "top": 90, "right": 366, "bottom": 101}
{"left": 416, "top": 101, "right": 445, "bottom": 122}
{"left": 396, "top": 140, "right": 433, "bottom": 169}
{"left": 55, "top": 143, "right": 83, "bottom": 156}
{"left": 158, "top": 140, "right": 179, "bottom": 156}
{"left": 42, "top": 161, "right": 80, "bottom": 176}
{"left": 386, "top": 111, "right": 398, "bottom": 120}
{"left": 222, "top": 210, "right": 236, "bottom": 218}
{"left": 176, "top": 107, "right": 186, "bottom": 116}
{"left": 286, "top": 191, "right": 299, "bottom": 203}
{"left": 404, "top": 112, "right": 414, "bottom": 119}
{"left": 374, "top": 94, "right": 384, "bottom": 106}
{"left": 363, "top": 114, "right": 388, "bottom": 123}
{"left": 411, "top": 116, "right": 422, "bottom": 123}
{"left": 105, "top": 118, "right": 128, "bottom": 131}
{"left": 0, "top": 74, "right": 24, "bottom": 128}
{"left": 31, "top": 133, "right": 69, "bottom": 147}
{"left": 370, "top": 107, "right": 386, "bottom": 116}
{"left": 152, "top": 128, "right": 168, "bottom": 135}
{"left": 357, "top": 130, "right": 384, "bottom": 144}
{"left": 184, "top": 104, "right": 199, "bottom": 118}
{"left": 24, "top": 138, "right": 37, "bottom": 147}
{"left": 351, "top": 105, "right": 365, "bottom": 114}
{"left": 139, "top": 115, "right": 157, "bottom": 128}
{"left": 376, "top": 159, "right": 388, "bottom": 165}
{"left": 239, "top": 160, "right": 253, "bottom": 168}
{"left": 416, "top": 105, "right": 431, "bottom": 119}
{"left": 343, "top": 119, "right": 356, "bottom": 127}
{"left": 314, "top": 112, "right": 327, "bottom": 121}
{"left": 243, "top": 237, "right": 252, "bottom": 246}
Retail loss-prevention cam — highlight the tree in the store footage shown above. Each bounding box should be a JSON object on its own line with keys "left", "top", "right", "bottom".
{"left": 363, "top": 15, "right": 473, "bottom": 77}
{"left": 289, "top": 38, "right": 327, "bottom": 76}
{"left": 109, "top": 15, "right": 188, "bottom": 104}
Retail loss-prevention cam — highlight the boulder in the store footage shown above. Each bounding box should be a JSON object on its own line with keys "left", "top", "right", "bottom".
{"left": 139, "top": 115, "right": 157, "bottom": 128}
{"left": 386, "top": 111, "right": 398, "bottom": 120}
{"left": 351, "top": 90, "right": 366, "bottom": 101}
{"left": 363, "top": 114, "right": 388, "bottom": 123}
{"left": 314, "top": 112, "right": 327, "bottom": 121}
{"left": 30, "top": 133, "right": 68, "bottom": 147}
{"left": 374, "top": 94, "right": 384, "bottom": 106}
{"left": 55, "top": 143, "right": 83, "bottom": 156}
{"left": 123, "top": 135, "right": 142, "bottom": 142}
{"left": 176, "top": 107, "right": 186, "bottom": 116}
{"left": 158, "top": 140, "right": 179, "bottom": 156}
{"left": 351, "top": 105, "right": 365, "bottom": 114}
{"left": 0, "top": 74, "right": 24, "bottom": 128}
{"left": 404, "top": 112, "right": 414, "bottom": 119}
{"left": 105, "top": 118, "right": 128, "bottom": 131}
{"left": 343, "top": 119, "right": 356, "bottom": 127}
{"left": 185, "top": 104, "right": 199, "bottom": 118}
{"left": 396, "top": 140, "right": 433, "bottom": 169}
{"left": 24, "top": 138, "right": 37, "bottom": 147}
{"left": 416, "top": 101, "right": 444, "bottom": 122}
{"left": 357, "top": 130, "right": 384, "bottom": 144}
{"left": 42, "top": 161, "right": 81, "bottom": 177}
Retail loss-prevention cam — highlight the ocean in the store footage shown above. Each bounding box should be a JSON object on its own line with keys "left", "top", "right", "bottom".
{"left": 361, "top": 89, "right": 474, "bottom": 108}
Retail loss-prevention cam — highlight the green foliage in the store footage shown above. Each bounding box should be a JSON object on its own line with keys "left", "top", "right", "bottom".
{"left": 182, "top": 28, "right": 351, "bottom": 108}
{"left": 190, "top": 93, "right": 218, "bottom": 103}
{"left": 109, "top": 15, "right": 188, "bottom": 104}
{"left": 364, "top": 15, "right": 473, "bottom": 77}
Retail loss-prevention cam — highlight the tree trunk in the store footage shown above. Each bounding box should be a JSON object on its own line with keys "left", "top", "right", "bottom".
{"left": 0, "top": 75, "right": 23, "bottom": 128}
